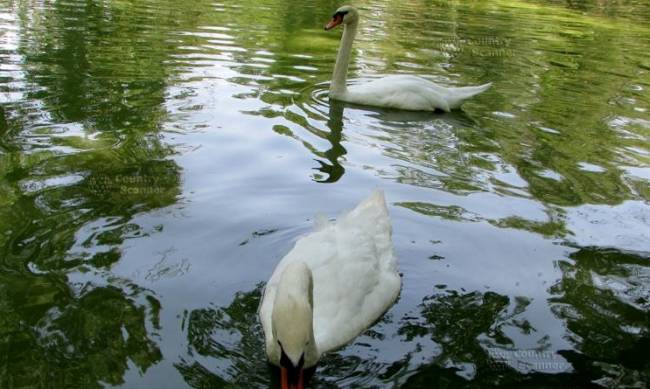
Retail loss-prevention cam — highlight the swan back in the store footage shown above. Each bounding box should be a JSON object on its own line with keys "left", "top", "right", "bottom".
{"left": 259, "top": 191, "right": 400, "bottom": 363}
{"left": 309, "top": 191, "right": 400, "bottom": 352}
{"left": 346, "top": 76, "right": 492, "bottom": 112}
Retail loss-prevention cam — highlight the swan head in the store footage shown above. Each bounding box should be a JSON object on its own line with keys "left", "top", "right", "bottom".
{"left": 324, "top": 5, "right": 359, "bottom": 30}
{"left": 270, "top": 261, "right": 318, "bottom": 389}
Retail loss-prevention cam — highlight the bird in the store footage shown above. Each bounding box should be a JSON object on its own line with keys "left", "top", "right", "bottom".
{"left": 258, "top": 191, "right": 401, "bottom": 389}
{"left": 324, "top": 5, "right": 492, "bottom": 112}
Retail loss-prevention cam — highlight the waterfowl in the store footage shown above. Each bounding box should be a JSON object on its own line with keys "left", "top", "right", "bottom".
{"left": 325, "top": 5, "right": 492, "bottom": 112}
{"left": 258, "top": 191, "right": 401, "bottom": 388}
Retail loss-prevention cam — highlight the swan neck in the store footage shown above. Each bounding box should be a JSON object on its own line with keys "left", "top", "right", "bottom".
{"left": 271, "top": 262, "right": 319, "bottom": 367}
{"left": 330, "top": 21, "right": 358, "bottom": 97}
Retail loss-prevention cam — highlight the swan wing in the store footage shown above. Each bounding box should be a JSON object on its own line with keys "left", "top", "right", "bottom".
{"left": 259, "top": 191, "right": 401, "bottom": 355}
{"left": 340, "top": 75, "right": 491, "bottom": 111}
{"left": 345, "top": 75, "right": 451, "bottom": 111}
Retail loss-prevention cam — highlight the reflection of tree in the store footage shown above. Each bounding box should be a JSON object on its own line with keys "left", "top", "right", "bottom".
{"left": 396, "top": 201, "right": 567, "bottom": 238}
{"left": 16, "top": 1, "right": 168, "bottom": 131}
{"left": 549, "top": 247, "right": 650, "bottom": 387}
{"left": 0, "top": 105, "right": 7, "bottom": 142}
{"left": 455, "top": 1, "right": 646, "bottom": 207}
{"left": 0, "top": 4, "right": 184, "bottom": 258}
{"left": 0, "top": 277, "right": 161, "bottom": 388}
{"left": 399, "top": 290, "right": 513, "bottom": 383}
{"left": 554, "top": 0, "right": 650, "bottom": 21}
{"left": 0, "top": 1, "right": 187, "bottom": 387}
{"left": 176, "top": 285, "right": 271, "bottom": 388}
{"left": 399, "top": 248, "right": 650, "bottom": 388}
{"left": 397, "top": 288, "right": 595, "bottom": 388}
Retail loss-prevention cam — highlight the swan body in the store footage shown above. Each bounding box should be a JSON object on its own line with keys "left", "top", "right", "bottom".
{"left": 325, "top": 5, "right": 491, "bottom": 112}
{"left": 258, "top": 191, "right": 400, "bottom": 387}
{"left": 343, "top": 75, "right": 492, "bottom": 112}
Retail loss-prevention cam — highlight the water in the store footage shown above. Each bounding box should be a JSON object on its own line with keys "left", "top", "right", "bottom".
{"left": 0, "top": 0, "right": 649, "bottom": 387}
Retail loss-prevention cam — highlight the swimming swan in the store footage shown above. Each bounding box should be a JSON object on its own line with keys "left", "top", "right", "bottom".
{"left": 258, "top": 191, "right": 401, "bottom": 388}
{"left": 324, "top": 5, "right": 492, "bottom": 112}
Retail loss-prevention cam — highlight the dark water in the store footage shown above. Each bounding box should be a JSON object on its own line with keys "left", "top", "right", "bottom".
{"left": 1, "top": 0, "right": 649, "bottom": 387}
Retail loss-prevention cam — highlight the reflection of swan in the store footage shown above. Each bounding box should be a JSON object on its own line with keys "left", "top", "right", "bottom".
{"left": 313, "top": 100, "right": 346, "bottom": 183}
{"left": 324, "top": 6, "right": 491, "bottom": 112}
{"left": 258, "top": 191, "right": 401, "bottom": 388}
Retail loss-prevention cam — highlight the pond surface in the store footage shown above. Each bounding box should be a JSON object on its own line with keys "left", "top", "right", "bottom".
{"left": 1, "top": 0, "right": 649, "bottom": 387}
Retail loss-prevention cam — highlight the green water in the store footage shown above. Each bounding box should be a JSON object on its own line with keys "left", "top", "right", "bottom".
{"left": 0, "top": 0, "right": 649, "bottom": 387}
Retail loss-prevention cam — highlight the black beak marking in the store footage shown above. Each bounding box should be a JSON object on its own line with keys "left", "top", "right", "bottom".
{"left": 280, "top": 349, "right": 305, "bottom": 386}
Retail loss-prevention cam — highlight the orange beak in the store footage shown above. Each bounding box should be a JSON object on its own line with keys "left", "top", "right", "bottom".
{"left": 281, "top": 366, "right": 304, "bottom": 389}
{"left": 324, "top": 15, "right": 343, "bottom": 30}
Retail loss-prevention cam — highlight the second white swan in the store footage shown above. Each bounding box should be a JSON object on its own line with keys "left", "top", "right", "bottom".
{"left": 324, "top": 5, "right": 492, "bottom": 112}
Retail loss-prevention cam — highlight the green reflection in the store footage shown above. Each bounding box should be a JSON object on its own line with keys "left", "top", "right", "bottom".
{"left": 0, "top": 277, "right": 162, "bottom": 388}
{"left": 549, "top": 247, "right": 650, "bottom": 387}
{"left": 399, "top": 290, "right": 516, "bottom": 382}
{"left": 397, "top": 201, "right": 567, "bottom": 238}
{"left": 176, "top": 285, "right": 269, "bottom": 388}
{"left": 1, "top": 0, "right": 184, "bottom": 387}
{"left": 0, "top": 0, "right": 649, "bottom": 388}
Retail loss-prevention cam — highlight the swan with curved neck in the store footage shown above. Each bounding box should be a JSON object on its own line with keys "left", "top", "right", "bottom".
{"left": 259, "top": 191, "right": 401, "bottom": 388}
{"left": 325, "top": 5, "right": 492, "bottom": 112}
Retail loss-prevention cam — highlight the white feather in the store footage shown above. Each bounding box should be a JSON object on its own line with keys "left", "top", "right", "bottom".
{"left": 258, "top": 190, "right": 401, "bottom": 367}
{"left": 346, "top": 75, "right": 492, "bottom": 112}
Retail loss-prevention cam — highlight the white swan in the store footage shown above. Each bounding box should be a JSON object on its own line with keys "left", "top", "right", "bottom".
{"left": 324, "top": 5, "right": 492, "bottom": 112}
{"left": 258, "top": 191, "right": 401, "bottom": 389}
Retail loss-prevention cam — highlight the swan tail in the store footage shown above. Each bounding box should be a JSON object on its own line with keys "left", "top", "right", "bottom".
{"left": 448, "top": 82, "right": 492, "bottom": 109}
{"left": 339, "top": 190, "right": 396, "bottom": 272}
